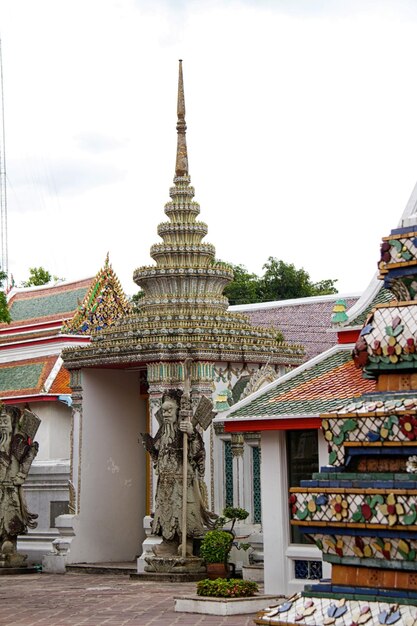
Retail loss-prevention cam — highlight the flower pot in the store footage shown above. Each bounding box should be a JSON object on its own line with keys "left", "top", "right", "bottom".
{"left": 206, "top": 562, "right": 229, "bottom": 579}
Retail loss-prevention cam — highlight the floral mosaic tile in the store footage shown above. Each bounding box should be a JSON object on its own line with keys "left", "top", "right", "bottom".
{"left": 290, "top": 490, "right": 417, "bottom": 528}
{"left": 255, "top": 593, "right": 417, "bottom": 625}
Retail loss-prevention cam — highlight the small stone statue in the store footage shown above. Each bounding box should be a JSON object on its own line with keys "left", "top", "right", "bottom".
{"left": 0, "top": 404, "right": 40, "bottom": 568}
{"left": 142, "top": 390, "right": 215, "bottom": 558}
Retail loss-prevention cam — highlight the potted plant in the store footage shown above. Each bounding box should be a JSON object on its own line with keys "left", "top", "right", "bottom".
{"left": 199, "top": 506, "right": 250, "bottom": 579}
{"left": 199, "top": 529, "right": 232, "bottom": 579}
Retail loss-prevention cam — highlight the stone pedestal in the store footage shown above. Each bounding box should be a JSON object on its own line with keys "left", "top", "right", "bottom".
{"left": 144, "top": 554, "right": 206, "bottom": 574}
{"left": 41, "top": 514, "right": 76, "bottom": 574}
{"left": 242, "top": 564, "right": 264, "bottom": 582}
{"left": 136, "top": 517, "right": 163, "bottom": 574}
{"left": 42, "top": 553, "right": 66, "bottom": 574}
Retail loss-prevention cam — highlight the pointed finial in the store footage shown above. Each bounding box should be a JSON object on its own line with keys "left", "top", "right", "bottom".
{"left": 175, "top": 59, "right": 188, "bottom": 177}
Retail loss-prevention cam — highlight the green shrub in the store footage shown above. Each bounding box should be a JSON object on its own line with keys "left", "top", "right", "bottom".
{"left": 199, "top": 530, "right": 233, "bottom": 564}
{"left": 197, "top": 578, "right": 258, "bottom": 598}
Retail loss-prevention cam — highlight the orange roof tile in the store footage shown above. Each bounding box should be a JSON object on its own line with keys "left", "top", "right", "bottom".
{"left": 271, "top": 360, "right": 375, "bottom": 403}
{"left": 49, "top": 366, "right": 71, "bottom": 395}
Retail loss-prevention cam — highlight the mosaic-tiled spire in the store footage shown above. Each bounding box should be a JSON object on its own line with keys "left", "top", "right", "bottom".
{"left": 63, "top": 62, "right": 303, "bottom": 368}
{"left": 175, "top": 60, "right": 188, "bottom": 177}
{"left": 352, "top": 218, "right": 417, "bottom": 375}
{"left": 265, "top": 204, "right": 417, "bottom": 626}
{"left": 133, "top": 60, "right": 234, "bottom": 315}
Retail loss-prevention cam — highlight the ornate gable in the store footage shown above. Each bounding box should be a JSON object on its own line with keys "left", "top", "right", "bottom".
{"left": 62, "top": 255, "right": 131, "bottom": 335}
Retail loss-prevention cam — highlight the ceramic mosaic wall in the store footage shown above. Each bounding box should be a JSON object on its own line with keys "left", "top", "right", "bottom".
{"left": 321, "top": 398, "right": 417, "bottom": 466}
{"left": 254, "top": 594, "right": 417, "bottom": 626}
{"left": 255, "top": 218, "right": 417, "bottom": 624}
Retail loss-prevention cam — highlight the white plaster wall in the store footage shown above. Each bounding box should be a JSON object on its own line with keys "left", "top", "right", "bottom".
{"left": 261, "top": 431, "right": 289, "bottom": 595}
{"left": 68, "top": 368, "right": 146, "bottom": 563}
{"left": 28, "top": 401, "right": 71, "bottom": 461}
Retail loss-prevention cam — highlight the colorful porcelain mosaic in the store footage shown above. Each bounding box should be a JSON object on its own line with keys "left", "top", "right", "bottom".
{"left": 255, "top": 594, "right": 417, "bottom": 626}
{"left": 62, "top": 255, "right": 131, "bottom": 335}
{"left": 278, "top": 218, "right": 417, "bottom": 625}
{"left": 311, "top": 533, "right": 417, "bottom": 563}
{"left": 379, "top": 232, "right": 417, "bottom": 267}
{"left": 353, "top": 304, "right": 417, "bottom": 370}
{"left": 320, "top": 400, "right": 417, "bottom": 465}
{"left": 290, "top": 490, "right": 417, "bottom": 528}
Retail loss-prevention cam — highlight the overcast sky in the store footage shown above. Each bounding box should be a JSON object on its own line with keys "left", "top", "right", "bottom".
{"left": 2, "top": 0, "right": 417, "bottom": 296}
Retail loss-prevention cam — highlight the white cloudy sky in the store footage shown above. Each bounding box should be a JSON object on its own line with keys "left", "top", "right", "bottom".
{"left": 2, "top": 0, "right": 417, "bottom": 296}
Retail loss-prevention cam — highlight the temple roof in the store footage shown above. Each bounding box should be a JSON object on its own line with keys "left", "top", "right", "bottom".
{"left": 231, "top": 294, "right": 360, "bottom": 361}
{"left": 0, "top": 355, "right": 70, "bottom": 400}
{"left": 3, "top": 278, "right": 94, "bottom": 330}
{"left": 0, "top": 258, "right": 129, "bottom": 402}
{"left": 62, "top": 255, "right": 131, "bottom": 335}
{"left": 221, "top": 345, "right": 375, "bottom": 421}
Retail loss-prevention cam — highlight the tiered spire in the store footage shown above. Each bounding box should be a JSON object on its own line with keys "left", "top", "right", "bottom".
{"left": 63, "top": 62, "right": 303, "bottom": 369}
{"left": 175, "top": 60, "right": 188, "bottom": 177}
{"left": 132, "top": 60, "right": 233, "bottom": 315}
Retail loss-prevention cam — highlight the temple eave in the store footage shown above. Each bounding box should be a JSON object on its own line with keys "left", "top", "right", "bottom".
{"left": 62, "top": 344, "right": 304, "bottom": 371}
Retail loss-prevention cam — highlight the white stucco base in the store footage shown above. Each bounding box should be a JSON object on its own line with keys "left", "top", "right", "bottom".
{"left": 242, "top": 564, "right": 264, "bottom": 582}
{"left": 174, "top": 595, "right": 282, "bottom": 615}
{"left": 64, "top": 369, "right": 147, "bottom": 564}
{"left": 17, "top": 459, "right": 70, "bottom": 564}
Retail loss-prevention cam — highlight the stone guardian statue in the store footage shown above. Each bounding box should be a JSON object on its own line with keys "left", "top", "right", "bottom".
{"left": 0, "top": 404, "right": 40, "bottom": 569}
{"left": 142, "top": 387, "right": 216, "bottom": 573}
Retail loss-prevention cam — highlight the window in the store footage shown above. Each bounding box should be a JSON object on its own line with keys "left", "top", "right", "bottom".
{"left": 224, "top": 440, "right": 233, "bottom": 507}
{"left": 287, "top": 429, "right": 318, "bottom": 544}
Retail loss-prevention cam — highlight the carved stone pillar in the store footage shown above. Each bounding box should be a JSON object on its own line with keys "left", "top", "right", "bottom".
{"left": 68, "top": 369, "right": 83, "bottom": 515}
{"left": 231, "top": 432, "right": 245, "bottom": 508}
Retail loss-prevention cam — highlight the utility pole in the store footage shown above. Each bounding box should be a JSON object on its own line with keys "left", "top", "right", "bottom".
{"left": 0, "top": 38, "right": 8, "bottom": 284}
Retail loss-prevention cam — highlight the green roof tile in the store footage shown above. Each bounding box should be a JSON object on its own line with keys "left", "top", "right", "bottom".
{"left": 0, "top": 363, "right": 43, "bottom": 391}
{"left": 10, "top": 287, "right": 89, "bottom": 322}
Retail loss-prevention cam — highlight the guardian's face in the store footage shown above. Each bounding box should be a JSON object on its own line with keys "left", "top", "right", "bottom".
{"left": 161, "top": 399, "right": 177, "bottom": 424}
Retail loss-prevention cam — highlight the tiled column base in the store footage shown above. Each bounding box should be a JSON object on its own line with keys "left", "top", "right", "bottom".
{"left": 332, "top": 563, "right": 417, "bottom": 591}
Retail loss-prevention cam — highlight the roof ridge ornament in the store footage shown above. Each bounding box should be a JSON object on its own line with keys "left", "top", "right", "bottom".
{"left": 175, "top": 59, "right": 188, "bottom": 177}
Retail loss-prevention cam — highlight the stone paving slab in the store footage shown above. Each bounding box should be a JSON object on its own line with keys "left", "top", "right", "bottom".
{"left": 0, "top": 572, "right": 257, "bottom": 626}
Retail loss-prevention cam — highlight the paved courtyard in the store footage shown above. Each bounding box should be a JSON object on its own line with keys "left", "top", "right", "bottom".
{"left": 0, "top": 572, "right": 260, "bottom": 626}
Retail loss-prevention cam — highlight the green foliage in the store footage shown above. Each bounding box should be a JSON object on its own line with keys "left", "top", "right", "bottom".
{"left": 0, "top": 271, "right": 10, "bottom": 324}
{"left": 206, "top": 506, "right": 251, "bottom": 563}
{"left": 222, "top": 506, "right": 249, "bottom": 522}
{"left": 215, "top": 506, "right": 249, "bottom": 532}
{"left": 259, "top": 257, "right": 338, "bottom": 302}
{"left": 199, "top": 530, "right": 233, "bottom": 564}
{"left": 223, "top": 264, "right": 259, "bottom": 305}
{"left": 223, "top": 257, "right": 338, "bottom": 305}
{"left": 196, "top": 578, "right": 258, "bottom": 598}
{"left": 22, "top": 267, "right": 54, "bottom": 287}
{"left": 130, "top": 289, "right": 145, "bottom": 312}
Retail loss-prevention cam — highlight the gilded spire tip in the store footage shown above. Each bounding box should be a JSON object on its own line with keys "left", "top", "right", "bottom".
{"left": 175, "top": 59, "right": 188, "bottom": 177}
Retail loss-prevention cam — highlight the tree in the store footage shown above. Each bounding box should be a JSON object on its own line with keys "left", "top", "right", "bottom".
{"left": 223, "top": 257, "right": 337, "bottom": 305}
{"left": 0, "top": 271, "right": 11, "bottom": 323}
{"left": 223, "top": 264, "right": 259, "bottom": 306}
{"left": 22, "top": 267, "right": 58, "bottom": 287}
{"left": 130, "top": 289, "right": 145, "bottom": 313}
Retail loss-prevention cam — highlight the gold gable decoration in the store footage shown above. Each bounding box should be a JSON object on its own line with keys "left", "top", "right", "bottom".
{"left": 62, "top": 255, "right": 131, "bottom": 335}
